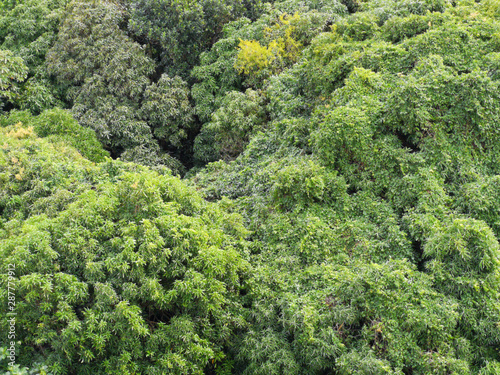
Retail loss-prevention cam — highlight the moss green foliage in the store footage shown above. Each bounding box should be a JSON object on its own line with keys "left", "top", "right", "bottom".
{"left": 1, "top": 0, "right": 500, "bottom": 374}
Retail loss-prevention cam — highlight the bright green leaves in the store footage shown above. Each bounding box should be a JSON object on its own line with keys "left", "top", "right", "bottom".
{"left": 190, "top": 4, "right": 339, "bottom": 130}
{"left": 145, "top": 317, "right": 216, "bottom": 375}
{"left": 235, "top": 13, "right": 303, "bottom": 79}
{"left": 1, "top": 108, "right": 109, "bottom": 162}
{"left": 0, "top": 123, "right": 98, "bottom": 221}
{"left": 271, "top": 159, "right": 346, "bottom": 210}
{"left": 0, "top": 131, "right": 250, "bottom": 373}
{"left": 422, "top": 217, "right": 500, "bottom": 363}
{"left": 235, "top": 39, "right": 276, "bottom": 75}
{"left": 457, "top": 175, "right": 500, "bottom": 237}
{"left": 425, "top": 218, "right": 500, "bottom": 280}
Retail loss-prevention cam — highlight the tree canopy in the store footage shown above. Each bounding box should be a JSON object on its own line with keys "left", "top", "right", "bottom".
{"left": 1, "top": 0, "right": 500, "bottom": 374}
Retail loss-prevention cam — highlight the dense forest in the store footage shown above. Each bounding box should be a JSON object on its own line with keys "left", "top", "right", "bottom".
{"left": 1, "top": 0, "right": 500, "bottom": 374}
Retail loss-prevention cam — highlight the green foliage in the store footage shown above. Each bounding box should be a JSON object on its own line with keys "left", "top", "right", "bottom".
{"left": 191, "top": 1, "right": 500, "bottom": 373}
{"left": 235, "top": 13, "right": 303, "bottom": 78}
{"left": 46, "top": 0, "right": 191, "bottom": 170}
{"left": 0, "top": 0, "right": 68, "bottom": 113}
{"left": 0, "top": 50, "right": 28, "bottom": 107}
{"left": 194, "top": 89, "right": 265, "bottom": 163}
{"left": 270, "top": 159, "right": 344, "bottom": 210}
{"left": 191, "top": 5, "right": 338, "bottom": 123}
{"left": 275, "top": 0, "right": 348, "bottom": 13}
{"left": 0, "top": 0, "right": 66, "bottom": 73}
{"left": 2, "top": 0, "right": 500, "bottom": 373}
{"left": 0, "top": 345, "right": 49, "bottom": 375}
{"left": 46, "top": 1, "right": 155, "bottom": 161}
{"left": 235, "top": 39, "right": 277, "bottom": 75}
{"left": 141, "top": 75, "right": 194, "bottom": 148}
{"left": 128, "top": 0, "right": 266, "bottom": 78}
{"left": 0, "top": 130, "right": 250, "bottom": 374}
{"left": 236, "top": 257, "right": 468, "bottom": 374}
{"left": 1, "top": 108, "right": 109, "bottom": 162}
{"left": 360, "top": 0, "right": 451, "bottom": 23}
{"left": 190, "top": 19, "right": 249, "bottom": 124}
{"left": 336, "top": 12, "right": 380, "bottom": 41}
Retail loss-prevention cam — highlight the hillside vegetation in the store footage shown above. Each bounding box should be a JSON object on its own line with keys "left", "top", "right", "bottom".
{"left": 1, "top": 0, "right": 500, "bottom": 374}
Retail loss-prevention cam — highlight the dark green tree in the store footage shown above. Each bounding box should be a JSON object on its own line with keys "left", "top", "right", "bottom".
{"left": 47, "top": 0, "right": 193, "bottom": 171}
{"left": 0, "top": 0, "right": 68, "bottom": 113}
{"left": 128, "top": 0, "right": 267, "bottom": 78}
{"left": 0, "top": 50, "right": 28, "bottom": 110}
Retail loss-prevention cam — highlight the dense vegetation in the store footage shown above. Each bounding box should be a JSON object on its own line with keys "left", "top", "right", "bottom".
{"left": 1, "top": 0, "right": 500, "bottom": 374}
